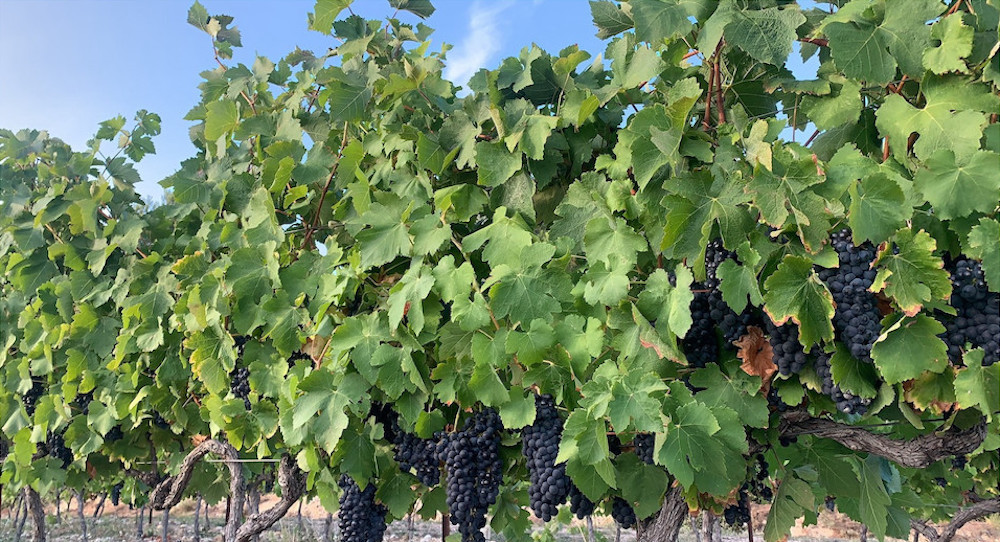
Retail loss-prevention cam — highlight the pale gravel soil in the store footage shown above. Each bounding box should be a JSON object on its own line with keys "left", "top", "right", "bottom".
{"left": 0, "top": 500, "right": 994, "bottom": 542}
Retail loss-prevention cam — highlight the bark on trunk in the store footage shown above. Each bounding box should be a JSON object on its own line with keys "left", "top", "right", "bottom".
{"left": 161, "top": 507, "right": 169, "bottom": 542}
{"left": 636, "top": 486, "right": 688, "bottom": 542}
{"left": 193, "top": 494, "right": 202, "bottom": 542}
{"left": 137, "top": 505, "right": 145, "bottom": 540}
{"left": 15, "top": 495, "right": 28, "bottom": 542}
{"left": 77, "top": 490, "right": 89, "bottom": 542}
{"left": 25, "top": 487, "right": 46, "bottom": 542}
{"left": 910, "top": 497, "right": 1000, "bottom": 542}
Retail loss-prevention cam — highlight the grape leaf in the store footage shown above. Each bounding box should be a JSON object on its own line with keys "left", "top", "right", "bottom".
{"left": 872, "top": 229, "right": 952, "bottom": 316}
{"left": 724, "top": 5, "right": 807, "bottom": 66}
{"left": 848, "top": 172, "right": 908, "bottom": 245}
{"left": 589, "top": 0, "right": 634, "bottom": 39}
{"left": 923, "top": 15, "right": 973, "bottom": 74}
{"left": 801, "top": 79, "right": 862, "bottom": 130}
{"left": 475, "top": 142, "right": 522, "bottom": 187}
{"left": 965, "top": 218, "right": 1000, "bottom": 291}
{"left": 848, "top": 455, "right": 892, "bottom": 539}
{"left": 630, "top": 0, "right": 713, "bottom": 44}
{"left": 871, "top": 315, "right": 949, "bottom": 384}
{"left": 717, "top": 242, "right": 763, "bottom": 313}
{"left": 309, "top": 0, "right": 353, "bottom": 34}
{"left": 763, "top": 256, "right": 836, "bottom": 347}
{"left": 953, "top": 350, "right": 1000, "bottom": 422}
{"left": 764, "top": 476, "right": 815, "bottom": 542}
{"left": 913, "top": 150, "right": 1000, "bottom": 220}
{"left": 204, "top": 101, "right": 238, "bottom": 141}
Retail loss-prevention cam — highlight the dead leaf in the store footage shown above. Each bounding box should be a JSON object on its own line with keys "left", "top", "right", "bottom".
{"left": 735, "top": 326, "right": 776, "bottom": 392}
{"left": 191, "top": 434, "right": 208, "bottom": 447}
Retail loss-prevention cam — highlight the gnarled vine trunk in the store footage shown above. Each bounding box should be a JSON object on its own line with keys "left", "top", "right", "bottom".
{"left": 24, "top": 487, "right": 45, "bottom": 542}
{"left": 636, "top": 486, "right": 688, "bottom": 542}
{"left": 147, "top": 439, "right": 305, "bottom": 542}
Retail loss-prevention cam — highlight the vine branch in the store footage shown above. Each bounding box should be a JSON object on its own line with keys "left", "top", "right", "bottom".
{"left": 779, "top": 411, "right": 987, "bottom": 468}
{"left": 909, "top": 497, "right": 1000, "bottom": 542}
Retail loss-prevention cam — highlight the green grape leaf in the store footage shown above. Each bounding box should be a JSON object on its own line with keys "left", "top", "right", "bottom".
{"left": 876, "top": 79, "right": 995, "bottom": 162}
{"left": 923, "top": 15, "right": 974, "bottom": 74}
{"left": 475, "top": 141, "right": 522, "bottom": 187}
{"left": 763, "top": 256, "right": 836, "bottom": 347}
{"left": 872, "top": 229, "right": 952, "bottom": 316}
{"left": 636, "top": 266, "right": 695, "bottom": 339}
{"left": 656, "top": 401, "right": 720, "bottom": 489}
{"left": 848, "top": 172, "right": 909, "bottom": 245}
{"left": 688, "top": 364, "right": 770, "bottom": 428}
{"left": 871, "top": 315, "right": 948, "bottom": 384}
{"left": 764, "top": 476, "right": 815, "bottom": 542}
{"left": 717, "top": 242, "right": 763, "bottom": 314}
{"left": 617, "top": 454, "right": 669, "bottom": 520}
{"left": 204, "top": 100, "right": 239, "bottom": 141}
{"left": 965, "top": 218, "right": 1000, "bottom": 291}
{"left": 828, "top": 346, "right": 878, "bottom": 398}
{"left": 584, "top": 216, "right": 648, "bottom": 269}
{"left": 310, "top": 0, "right": 353, "bottom": 35}
{"left": 849, "top": 455, "right": 892, "bottom": 540}
{"left": 388, "top": 0, "right": 435, "bottom": 19}
{"left": 953, "top": 350, "right": 1000, "bottom": 422}
{"left": 725, "top": 5, "right": 807, "bottom": 66}
{"left": 499, "top": 387, "right": 536, "bottom": 429}
{"left": 801, "top": 79, "right": 862, "bottom": 130}
{"left": 630, "top": 0, "right": 712, "bottom": 44}
{"left": 589, "top": 0, "right": 634, "bottom": 39}
{"left": 825, "top": 0, "right": 942, "bottom": 84}
{"left": 913, "top": 150, "right": 1000, "bottom": 220}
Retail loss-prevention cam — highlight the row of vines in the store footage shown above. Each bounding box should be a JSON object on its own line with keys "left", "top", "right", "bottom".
{"left": 1, "top": 1, "right": 998, "bottom": 541}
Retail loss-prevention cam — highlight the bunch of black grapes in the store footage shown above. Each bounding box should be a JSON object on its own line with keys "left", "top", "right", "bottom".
{"left": 682, "top": 289, "right": 719, "bottom": 368}
{"left": 817, "top": 229, "right": 880, "bottom": 363}
{"left": 940, "top": 258, "right": 999, "bottom": 365}
{"left": 724, "top": 487, "right": 751, "bottom": 526}
{"left": 521, "top": 394, "right": 571, "bottom": 521}
{"left": 230, "top": 367, "right": 251, "bottom": 409}
{"left": 611, "top": 497, "right": 637, "bottom": 528}
{"left": 568, "top": 485, "right": 595, "bottom": 519}
{"left": 337, "top": 475, "right": 387, "bottom": 542}
{"left": 766, "top": 318, "right": 809, "bottom": 376}
{"left": 441, "top": 409, "right": 504, "bottom": 542}
{"left": 392, "top": 429, "right": 442, "bottom": 487}
{"left": 634, "top": 433, "right": 655, "bottom": 465}
{"left": 24, "top": 380, "right": 45, "bottom": 417}
{"left": 705, "top": 239, "right": 762, "bottom": 345}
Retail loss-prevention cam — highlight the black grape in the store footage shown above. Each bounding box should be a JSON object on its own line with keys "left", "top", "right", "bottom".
{"left": 941, "top": 258, "right": 999, "bottom": 365}
{"left": 723, "top": 487, "right": 750, "bottom": 527}
{"left": 152, "top": 412, "right": 170, "bottom": 430}
{"left": 73, "top": 390, "right": 94, "bottom": 415}
{"left": 443, "top": 409, "right": 503, "bottom": 542}
{"left": 105, "top": 425, "right": 124, "bottom": 443}
{"left": 230, "top": 366, "right": 251, "bottom": 409}
{"left": 46, "top": 431, "right": 73, "bottom": 468}
{"left": 748, "top": 455, "right": 773, "bottom": 502}
{"left": 766, "top": 318, "right": 809, "bottom": 376}
{"left": 824, "top": 496, "right": 836, "bottom": 512}
{"left": 337, "top": 475, "right": 387, "bottom": 542}
{"left": 817, "top": 229, "right": 880, "bottom": 363}
{"left": 815, "top": 351, "right": 869, "bottom": 415}
{"left": 24, "top": 380, "right": 45, "bottom": 417}
{"left": 611, "top": 497, "right": 637, "bottom": 528}
{"left": 682, "top": 290, "right": 719, "bottom": 368}
{"left": 705, "top": 239, "right": 763, "bottom": 345}
{"left": 288, "top": 350, "right": 311, "bottom": 368}
{"left": 110, "top": 482, "right": 123, "bottom": 506}
{"left": 393, "top": 429, "right": 442, "bottom": 487}
{"left": 521, "top": 394, "right": 570, "bottom": 521}
{"left": 633, "top": 433, "right": 655, "bottom": 465}
{"left": 568, "top": 485, "right": 595, "bottom": 519}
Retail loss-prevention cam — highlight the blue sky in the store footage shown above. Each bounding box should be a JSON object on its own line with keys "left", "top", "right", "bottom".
{"left": 1, "top": 1, "right": 819, "bottom": 200}
{"left": 0, "top": 1, "right": 604, "bottom": 199}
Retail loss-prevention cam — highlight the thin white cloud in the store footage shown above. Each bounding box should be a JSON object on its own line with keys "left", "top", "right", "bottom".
{"left": 444, "top": 0, "right": 515, "bottom": 86}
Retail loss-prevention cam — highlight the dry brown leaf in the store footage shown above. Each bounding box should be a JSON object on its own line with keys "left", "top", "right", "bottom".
{"left": 735, "top": 325, "right": 776, "bottom": 392}
{"left": 191, "top": 434, "right": 208, "bottom": 447}
{"left": 303, "top": 335, "right": 329, "bottom": 367}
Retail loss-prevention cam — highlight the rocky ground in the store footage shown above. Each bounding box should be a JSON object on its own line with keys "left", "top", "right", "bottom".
{"left": 0, "top": 497, "right": 995, "bottom": 542}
